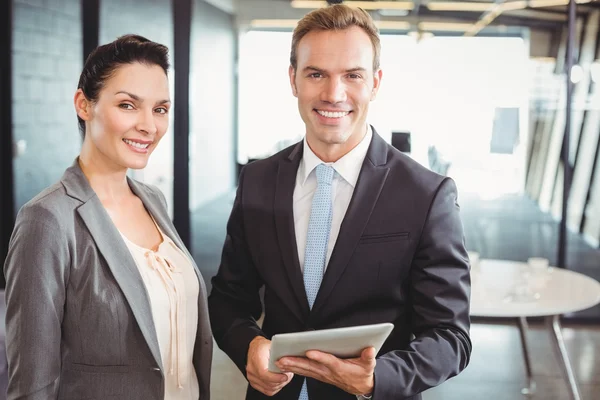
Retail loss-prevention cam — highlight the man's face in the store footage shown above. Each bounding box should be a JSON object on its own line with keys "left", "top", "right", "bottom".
{"left": 289, "top": 26, "right": 382, "bottom": 158}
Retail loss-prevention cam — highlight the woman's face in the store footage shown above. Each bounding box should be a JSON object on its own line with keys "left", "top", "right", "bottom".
{"left": 80, "top": 62, "right": 171, "bottom": 171}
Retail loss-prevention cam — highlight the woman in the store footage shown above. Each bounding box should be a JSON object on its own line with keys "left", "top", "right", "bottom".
{"left": 4, "top": 34, "right": 212, "bottom": 400}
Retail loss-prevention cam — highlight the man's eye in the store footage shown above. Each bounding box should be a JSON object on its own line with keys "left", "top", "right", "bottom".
{"left": 309, "top": 73, "right": 322, "bottom": 78}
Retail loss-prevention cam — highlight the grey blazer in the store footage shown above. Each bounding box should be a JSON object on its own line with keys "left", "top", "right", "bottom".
{"left": 4, "top": 160, "right": 212, "bottom": 400}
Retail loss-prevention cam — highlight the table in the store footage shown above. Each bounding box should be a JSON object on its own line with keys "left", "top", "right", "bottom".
{"left": 470, "top": 259, "right": 600, "bottom": 400}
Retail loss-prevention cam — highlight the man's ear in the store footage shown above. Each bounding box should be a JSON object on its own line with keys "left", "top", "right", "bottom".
{"left": 370, "top": 69, "right": 383, "bottom": 101}
{"left": 289, "top": 65, "right": 298, "bottom": 97}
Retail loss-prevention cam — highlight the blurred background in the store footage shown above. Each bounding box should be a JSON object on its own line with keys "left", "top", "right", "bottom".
{"left": 1, "top": 0, "right": 600, "bottom": 399}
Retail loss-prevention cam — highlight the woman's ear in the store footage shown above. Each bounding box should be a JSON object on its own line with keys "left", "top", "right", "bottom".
{"left": 74, "top": 89, "right": 92, "bottom": 123}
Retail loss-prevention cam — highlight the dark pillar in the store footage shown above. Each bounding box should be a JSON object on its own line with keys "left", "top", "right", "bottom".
{"left": 173, "top": 0, "right": 192, "bottom": 249}
{"left": 0, "top": 0, "right": 14, "bottom": 287}
{"left": 558, "top": 0, "right": 577, "bottom": 269}
{"left": 82, "top": 0, "right": 100, "bottom": 62}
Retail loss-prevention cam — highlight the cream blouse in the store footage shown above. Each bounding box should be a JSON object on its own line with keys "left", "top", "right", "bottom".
{"left": 120, "top": 221, "right": 200, "bottom": 400}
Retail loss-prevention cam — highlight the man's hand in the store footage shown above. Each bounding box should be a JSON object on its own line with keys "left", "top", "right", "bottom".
{"left": 275, "top": 347, "right": 376, "bottom": 395}
{"left": 246, "top": 336, "right": 294, "bottom": 396}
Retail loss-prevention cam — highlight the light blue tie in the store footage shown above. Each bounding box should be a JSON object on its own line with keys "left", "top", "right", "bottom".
{"left": 299, "top": 163, "right": 335, "bottom": 400}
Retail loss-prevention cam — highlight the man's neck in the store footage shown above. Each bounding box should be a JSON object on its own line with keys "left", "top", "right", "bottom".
{"left": 307, "top": 125, "right": 368, "bottom": 163}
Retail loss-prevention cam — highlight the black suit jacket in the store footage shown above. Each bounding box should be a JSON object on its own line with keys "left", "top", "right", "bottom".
{"left": 209, "top": 129, "right": 472, "bottom": 399}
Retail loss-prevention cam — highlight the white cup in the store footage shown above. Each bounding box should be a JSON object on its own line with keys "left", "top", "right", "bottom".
{"left": 528, "top": 257, "right": 549, "bottom": 272}
{"left": 528, "top": 257, "right": 550, "bottom": 293}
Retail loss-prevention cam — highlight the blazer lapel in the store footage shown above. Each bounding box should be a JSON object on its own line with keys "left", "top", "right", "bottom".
{"left": 311, "top": 130, "right": 390, "bottom": 315}
{"left": 62, "top": 161, "right": 162, "bottom": 370}
{"left": 275, "top": 143, "right": 311, "bottom": 322}
{"left": 77, "top": 198, "right": 164, "bottom": 370}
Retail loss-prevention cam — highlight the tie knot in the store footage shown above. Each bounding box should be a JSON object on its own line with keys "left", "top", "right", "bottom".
{"left": 316, "top": 164, "right": 334, "bottom": 185}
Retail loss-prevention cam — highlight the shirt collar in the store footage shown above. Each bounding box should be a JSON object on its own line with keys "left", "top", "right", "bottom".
{"left": 299, "top": 125, "right": 373, "bottom": 188}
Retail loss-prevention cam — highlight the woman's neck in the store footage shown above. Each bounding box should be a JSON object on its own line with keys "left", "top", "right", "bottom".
{"left": 79, "top": 145, "right": 131, "bottom": 204}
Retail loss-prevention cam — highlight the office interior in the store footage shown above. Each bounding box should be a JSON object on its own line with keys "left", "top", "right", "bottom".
{"left": 1, "top": 0, "right": 600, "bottom": 398}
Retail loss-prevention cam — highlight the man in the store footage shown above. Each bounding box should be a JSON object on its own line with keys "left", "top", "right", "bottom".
{"left": 208, "top": 4, "right": 471, "bottom": 400}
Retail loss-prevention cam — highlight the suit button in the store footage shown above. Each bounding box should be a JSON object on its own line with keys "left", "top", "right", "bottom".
{"left": 152, "top": 367, "right": 161, "bottom": 372}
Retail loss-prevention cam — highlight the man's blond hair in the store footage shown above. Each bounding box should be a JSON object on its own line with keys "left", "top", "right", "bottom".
{"left": 290, "top": 4, "right": 381, "bottom": 72}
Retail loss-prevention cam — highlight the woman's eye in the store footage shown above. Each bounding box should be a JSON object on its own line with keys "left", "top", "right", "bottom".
{"left": 119, "top": 103, "right": 134, "bottom": 110}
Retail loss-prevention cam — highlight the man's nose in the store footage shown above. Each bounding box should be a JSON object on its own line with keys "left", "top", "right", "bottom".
{"left": 321, "top": 77, "right": 347, "bottom": 104}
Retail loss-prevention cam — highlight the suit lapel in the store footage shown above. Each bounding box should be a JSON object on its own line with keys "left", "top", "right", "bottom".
{"left": 77, "top": 197, "right": 163, "bottom": 369}
{"left": 274, "top": 143, "right": 310, "bottom": 321}
{"left": 311, "top": 130, "right": 390, "bottom": 315}
{"left": 62, "top": 160, "right": 162, "bottom": 370}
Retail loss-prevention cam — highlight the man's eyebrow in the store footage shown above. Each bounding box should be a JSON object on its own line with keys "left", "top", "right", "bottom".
{"left": 346, "top": 67, "right": 367, "bottom": 73}
{"left": 303, "top": 66, "right": 325, "bottom": 73}
{"left": 301, "top": 66, "right": 367, "bottom": 73}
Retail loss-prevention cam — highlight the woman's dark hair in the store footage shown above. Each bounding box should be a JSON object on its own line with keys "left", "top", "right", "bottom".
{"left": 76, "top": 34, "right": 170, "bottom": 137}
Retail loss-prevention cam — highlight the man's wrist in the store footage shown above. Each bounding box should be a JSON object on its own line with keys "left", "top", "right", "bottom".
{"left": 356, "top": 372, "right": 374, "bottom": 399}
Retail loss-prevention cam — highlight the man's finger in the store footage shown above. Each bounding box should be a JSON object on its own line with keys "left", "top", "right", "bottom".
{"left": 279, "top": 359, "right": 329, "bottom": 379}
{"left": 361, "top": 347, "right": 376, "bottom": 362}
{"left": 282, "top": 365, "right": 321, "bottom": 380}
{"left": 250, "top": 380, "right": 283, "bottom": 395}
{"left": 259, "top": 369, "right": 291, "bottom": 384}
{"left": 249, "top": 370, "right": 294, "bottom": 395}
{"left": 305, "top": 350, "right": 339, "bottom": 367}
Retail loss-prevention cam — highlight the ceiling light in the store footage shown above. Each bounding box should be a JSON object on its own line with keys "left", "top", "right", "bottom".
{"left": 250, "top": 19, "right": 299, "bottom": 28}
{"left": 375, "top": 20, "right": 411, "bottom": 30}
{"left": 529, "top": 0, "right": 591, "bottom": 7}
{"left": 501, "top": 1, "right": 528, "bottom": 11}
{"left": 378, "top": 9, "right": 411, "bottom": 17}
{"left": 290, "top": 1, "right": 328, "bottom": 8}
{"left": 426, "top": 2, "right": 494, "bottom": 12}
{"left": 418, "top": 21, "right": 475, "bottom": 31}
{"left": 291, "top": 1, "right": 414, "bottom": 10}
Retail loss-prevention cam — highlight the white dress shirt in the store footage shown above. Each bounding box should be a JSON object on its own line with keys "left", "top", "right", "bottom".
{"left": 293, "top": 125, "right": 373, "bottom": 273}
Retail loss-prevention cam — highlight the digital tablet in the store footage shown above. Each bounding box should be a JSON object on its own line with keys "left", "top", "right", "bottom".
{"left": 268, "top": 322, "right": 394, "bottom": 373}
